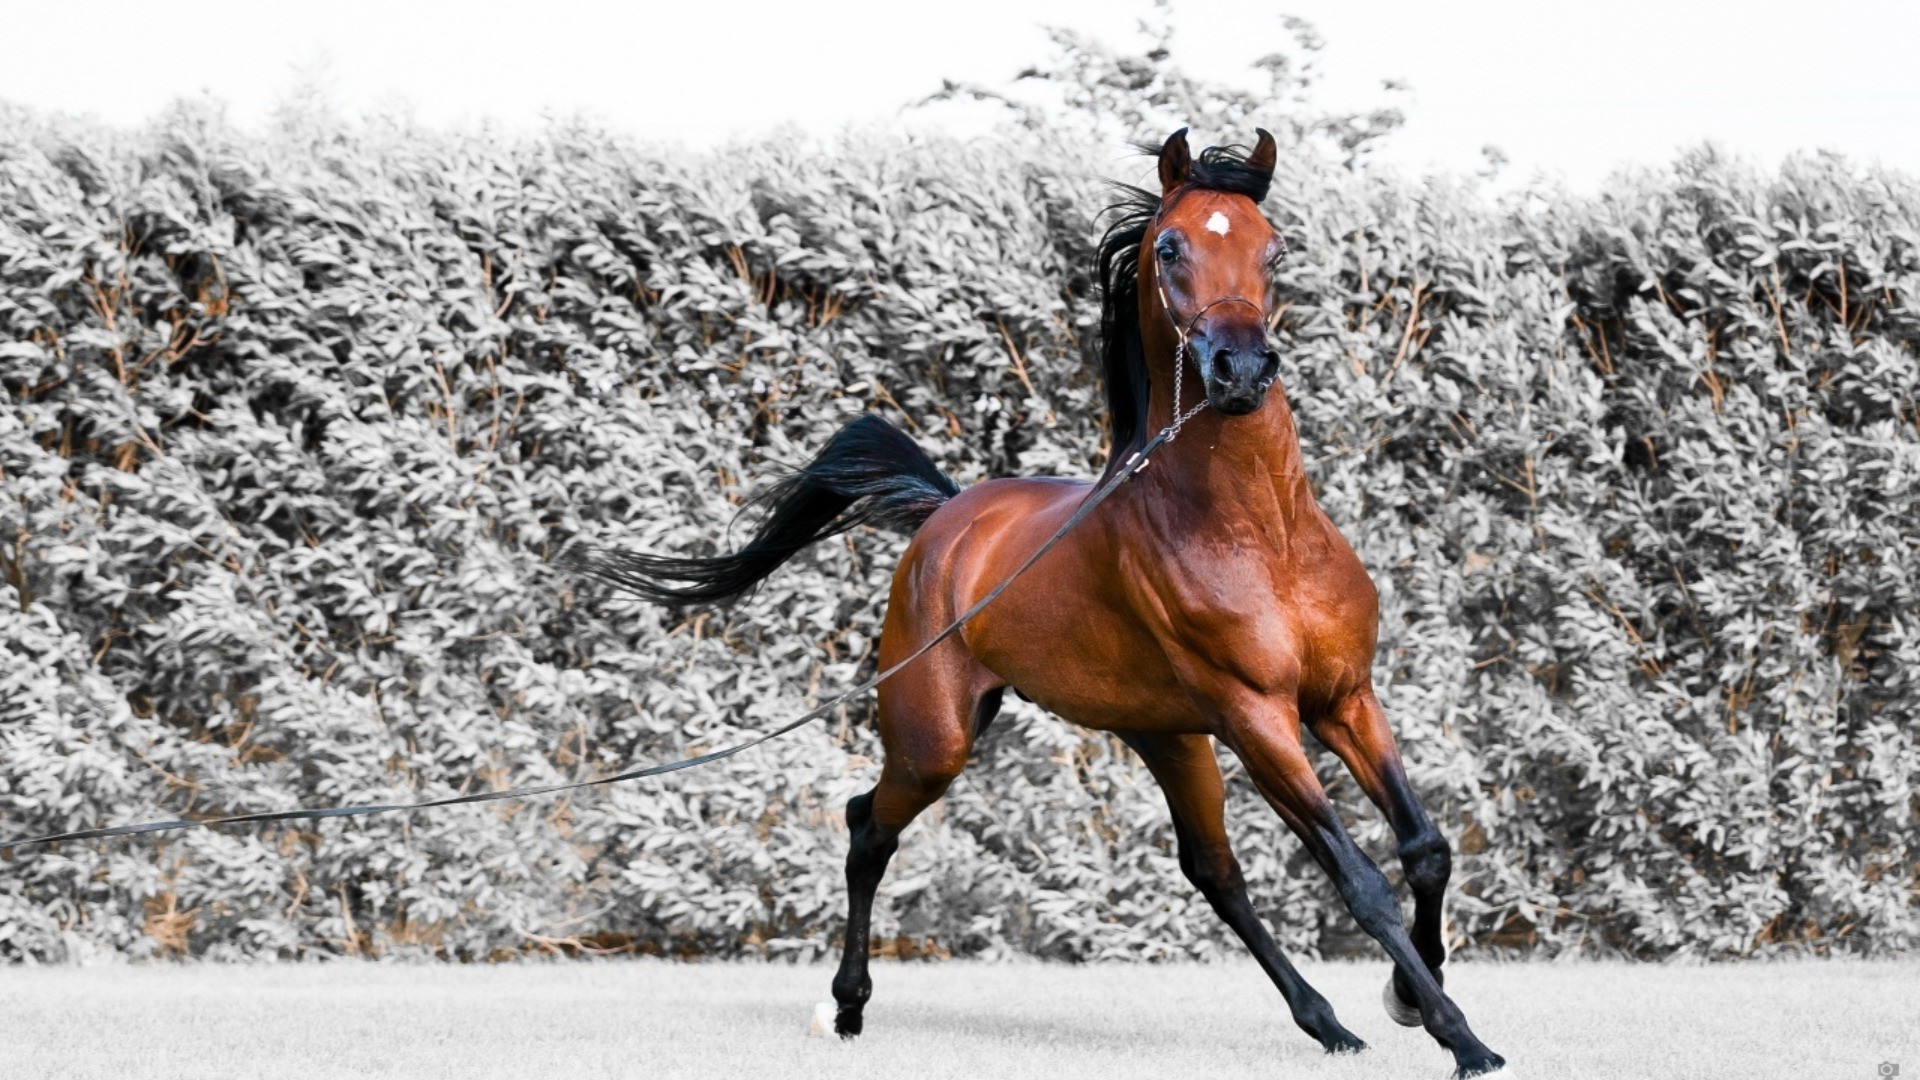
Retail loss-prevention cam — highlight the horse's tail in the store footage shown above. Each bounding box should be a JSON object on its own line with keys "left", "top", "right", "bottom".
{"left": 576, "top": 414, "right": 959, "bottom": 606}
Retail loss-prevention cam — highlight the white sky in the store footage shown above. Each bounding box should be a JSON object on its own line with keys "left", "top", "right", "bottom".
{"left": 3, "top": 0, "right": 1916, "bottom": 191}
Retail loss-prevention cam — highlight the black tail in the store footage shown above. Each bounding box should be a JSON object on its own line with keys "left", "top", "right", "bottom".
{"left": 576, "top": 414, "right": 959, "bottom": 606}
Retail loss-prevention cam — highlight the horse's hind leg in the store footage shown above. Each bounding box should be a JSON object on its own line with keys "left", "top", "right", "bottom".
{"left": 1119, "top": 732, "right": 1365, "bottom": 1055}
{"left": 829, "top": 657, "right": 999, "bottom": 1038}
{"left": 1309, "top": 690, "right": 1453, "bottom": 1027}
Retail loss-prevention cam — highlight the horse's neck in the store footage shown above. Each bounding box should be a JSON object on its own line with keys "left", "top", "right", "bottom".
{"left": 1141, "top": 388, "right": 1316, "bottom": 530}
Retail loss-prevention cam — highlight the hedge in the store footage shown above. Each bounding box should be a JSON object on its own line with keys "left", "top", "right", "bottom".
{"left": 1, "top": 31, "right": 1915, "bottom": 962}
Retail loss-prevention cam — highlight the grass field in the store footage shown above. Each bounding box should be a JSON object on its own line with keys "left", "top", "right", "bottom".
{"left": 2, "top": 958, "right": 1913, "bottom": 1080}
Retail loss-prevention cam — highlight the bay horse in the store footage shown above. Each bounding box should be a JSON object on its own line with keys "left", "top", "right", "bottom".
{"left": 589, "top": 129, "right": 1506, "bottom": 1078}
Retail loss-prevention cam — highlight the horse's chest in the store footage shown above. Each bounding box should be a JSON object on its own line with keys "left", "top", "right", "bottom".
{"left": 1155, "top": 531, "right": 1375, "bottom": 696}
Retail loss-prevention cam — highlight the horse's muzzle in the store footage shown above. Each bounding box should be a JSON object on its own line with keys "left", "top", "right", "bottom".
{"left": 1200, "top": 341, "right": 1281, "bottom": 416}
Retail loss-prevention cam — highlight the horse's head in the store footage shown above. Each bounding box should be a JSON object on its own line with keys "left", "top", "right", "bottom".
{"left": 1145, "top": 127, "right": 1283, "bottom": 417}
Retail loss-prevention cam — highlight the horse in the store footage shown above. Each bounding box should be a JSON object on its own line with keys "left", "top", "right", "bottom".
{"left": 586, "top": 128, "right": 1507, "bottom": 1078}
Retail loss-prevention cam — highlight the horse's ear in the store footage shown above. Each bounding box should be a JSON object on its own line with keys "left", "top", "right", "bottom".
{"left": 1247, "top": 128, "right": 1277, "bottom": 178}
{"left": 1158, "top": 127, "right": 1192, "bottom": 195}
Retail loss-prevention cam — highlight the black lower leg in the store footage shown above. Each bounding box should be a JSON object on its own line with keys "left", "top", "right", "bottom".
{"left": 1380, "top": 771, "right": 1452, "bottom": 1006}
{"left": 830, "top": 790, "right": 899, "bottom": 1038}
{"left": 1310, "top": 823, "right": 1502, "bottom": 1077}
{"left": 1174, "top": 823, "right": 1364, "bottom": 1053}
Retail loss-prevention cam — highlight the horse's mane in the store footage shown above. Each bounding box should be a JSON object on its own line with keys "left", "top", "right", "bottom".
{"left": 1094, "top": 140, "right": 1274, "bottom": 478}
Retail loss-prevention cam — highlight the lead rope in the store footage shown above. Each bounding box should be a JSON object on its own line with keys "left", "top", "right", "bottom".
{"left": 1, "top": 409, "right": 1192, "bottom": 855}
{"left": 3, "top": 274, "right": 1253, "bottom": 854}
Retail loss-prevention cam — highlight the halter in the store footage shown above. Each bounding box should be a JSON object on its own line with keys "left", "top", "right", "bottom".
{"left": 1145, "top": 185, "right": 1288, "bottom": 442}
{"left": 1153, "top": 270, "right": 1267, "bottom": 442}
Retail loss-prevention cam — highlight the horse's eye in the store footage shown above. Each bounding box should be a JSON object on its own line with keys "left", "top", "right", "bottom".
{"left": 1156, "top": 240, "right": 1179, "bottom": 265}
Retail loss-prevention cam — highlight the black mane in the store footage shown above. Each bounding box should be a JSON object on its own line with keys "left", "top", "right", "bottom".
{"left": 1093, "top": 141, "right": 1273, "bottom": 478}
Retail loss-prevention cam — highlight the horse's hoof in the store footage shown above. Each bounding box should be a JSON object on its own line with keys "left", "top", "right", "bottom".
{"left": 805, "top": 1001, "right": 837, "bottom": 1038}
{"left": 1382, "top": 979, "right": 1422, "bottom": 1027}
{"left": 1454, "top": 1053, "right": 1509, "bottom": 1078}
{"left": 1325, "top": 1033, "right": 1369, "bottom": 1055}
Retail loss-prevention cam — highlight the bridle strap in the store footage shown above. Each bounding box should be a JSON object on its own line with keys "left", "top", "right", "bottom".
{"left": 1153, "top": 270, "right": 1265, "bottom": 441}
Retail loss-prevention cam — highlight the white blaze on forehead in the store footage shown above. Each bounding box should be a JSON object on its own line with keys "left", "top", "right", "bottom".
{"left": 1204, "top": 211, "right": 1231, "bottom": 236}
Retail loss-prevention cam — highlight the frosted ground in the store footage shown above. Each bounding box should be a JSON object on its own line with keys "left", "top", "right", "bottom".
{"left": 3, "top": 958, "right": 1914, "bottom": 1079}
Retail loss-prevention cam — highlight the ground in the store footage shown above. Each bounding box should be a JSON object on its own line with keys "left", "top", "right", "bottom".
{"left": 2, "top": 958, "right": 1913, "bottom": 1079}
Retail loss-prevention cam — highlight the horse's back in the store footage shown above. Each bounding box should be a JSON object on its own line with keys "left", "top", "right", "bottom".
{"left": 901, "top": 474, "right": 1094, "bottom": 611}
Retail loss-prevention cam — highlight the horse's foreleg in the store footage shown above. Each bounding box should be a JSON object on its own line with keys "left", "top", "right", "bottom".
{"left": 1311, "top": 689, "right": 1452, "bottom": 1025}
{"left": 1119, "top": 731, "right": 1365, "bottom": 1054}
{"left": 1219, "top": 702, "right": 1505, "bottom": 1079}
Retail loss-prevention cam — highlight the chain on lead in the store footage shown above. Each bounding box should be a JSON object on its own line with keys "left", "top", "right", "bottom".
{"left": 1156, "top": 275, "right": 1211, "bottom": 443}
{"left": 1165, "top": 337, "right": 1210, "bottom": 440}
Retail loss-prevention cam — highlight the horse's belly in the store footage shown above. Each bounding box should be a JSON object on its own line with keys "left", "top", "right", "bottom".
{"left": 968, "top": 594, "right": 1208, "bottom": 734}
{"left": 1032, "top": 667, "right": 1214, "bottom": 734}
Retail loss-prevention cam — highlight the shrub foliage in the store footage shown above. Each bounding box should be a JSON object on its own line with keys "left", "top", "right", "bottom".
{"left": 2, "top": 34, "right": 1916, "bottom": 961}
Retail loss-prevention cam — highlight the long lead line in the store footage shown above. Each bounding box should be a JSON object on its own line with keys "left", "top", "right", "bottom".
{"left": 2, "top": 424, "right": 1190, "bottom": 854}
{"left": 5, "top": 264, "right": 1250, "bottom": 856}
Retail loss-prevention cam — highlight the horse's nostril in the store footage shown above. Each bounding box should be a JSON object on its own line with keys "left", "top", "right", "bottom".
{"left": 1203, "top": 348, "right": 1232, "bottom": 386}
